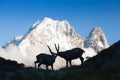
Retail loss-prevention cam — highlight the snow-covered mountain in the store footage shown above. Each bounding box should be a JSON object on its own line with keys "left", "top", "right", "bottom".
{"left": 1, "top": 17, "right": 109, "bottom": 69}
{"left": 84, "top": 27, "right": 109, "bottom": 52}
{"left": 19, "top": 17, "right": 84, "bottom": 55}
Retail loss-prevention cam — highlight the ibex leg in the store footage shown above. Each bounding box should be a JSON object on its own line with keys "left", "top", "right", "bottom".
{"left": 51, "top": 65, "right": 53, "bottom": 70}
{"left": 69, "top": 60, "right": 72, "bottom": 67}
{"left": 79, "top": 57, "right": 84, "bottom": 64}
{"left": 46, "top": 65, "right": 48, "bottom": 70}
{"left": 66, "top": 60, "right": 69, "bottom": 68}
{"left": 38, "top": 63, "right": 41, "bottom": 69}
{"left": 35, "top": 61, "right": 38, "bottom": 69}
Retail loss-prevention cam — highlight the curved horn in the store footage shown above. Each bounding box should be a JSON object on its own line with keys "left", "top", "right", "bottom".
{"left": 54, "top": 44, "right": 60, "bottom": 53}
{"left": 47, "top": 45, "right": 53, "bottom": 54}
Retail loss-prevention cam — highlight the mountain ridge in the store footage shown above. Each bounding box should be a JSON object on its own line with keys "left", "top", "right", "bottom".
{"left": 84, "top": 27, "right": 109, "bottom": 52}
{"left": 1, "top": 17, "right": 109, "bottom": 69}
{"left": 3, "top": 18, "right": 109, "bottom": 51}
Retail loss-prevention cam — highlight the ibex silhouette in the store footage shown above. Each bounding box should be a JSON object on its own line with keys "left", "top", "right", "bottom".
{"left": 55, "top": 44, "right": 85, "bottom": 67}
{"left": 34, "top": 45, "right": 58, "bottom": 70}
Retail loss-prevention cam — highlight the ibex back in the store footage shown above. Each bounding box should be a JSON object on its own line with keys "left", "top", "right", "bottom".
{"left": 55, "top": 44, "right": 85, "bottom": 67}
{"left": 34, "top": 45, "right": 58, "bottom": 70}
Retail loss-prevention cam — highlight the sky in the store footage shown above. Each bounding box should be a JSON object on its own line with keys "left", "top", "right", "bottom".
{"left": 0, "top": 0, "right": 120, "bottom": 46}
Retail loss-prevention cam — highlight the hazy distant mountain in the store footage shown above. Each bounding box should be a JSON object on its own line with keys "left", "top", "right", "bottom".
{"left": 84, "top": 27, "right": 109, "bottom": 52}
{"left": 2, "top": 36, "right": 23, "bottom": 48}
{"left": 1, "top": 17, "right": 109, "bottom": 69}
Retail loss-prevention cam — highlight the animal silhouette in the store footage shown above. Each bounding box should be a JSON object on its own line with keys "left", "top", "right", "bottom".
{"left": 34, "top": 45, "right": 57, "bottom": 70}
{"left": 55, "top": 44, "right": 85, "bottom": 67}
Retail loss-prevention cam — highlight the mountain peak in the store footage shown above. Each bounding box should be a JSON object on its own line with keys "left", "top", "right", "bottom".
{"left": 92, "top": 27, "right": 103, "bottom": 31}
{"left": 90, "top": 27, "right": 104, "bottom": 36}
{"left": 43, "top": 17, "right": 55, "bottom": 21}
{"left": 41, "top": 17, "right": 59, "bottom": 24}
{"left": 84, "top": 27, "right": 109, "bottom": 52}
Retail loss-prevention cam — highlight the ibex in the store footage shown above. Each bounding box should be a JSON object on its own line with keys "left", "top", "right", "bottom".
{"left": 55, "top": 44, "right": 85, "bottom": 67}
{"left": 34, "top": 45, "right": 58, "bottom": 70}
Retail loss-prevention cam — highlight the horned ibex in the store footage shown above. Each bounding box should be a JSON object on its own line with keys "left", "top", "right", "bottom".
{"left": 55, "top": 44, "right": 85, "bottom": 67}
{"left": 34, "top": 45, "right": 58, "bottom": 70}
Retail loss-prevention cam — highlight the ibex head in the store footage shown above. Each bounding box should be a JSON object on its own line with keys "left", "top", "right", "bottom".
{"left": 53, "top": 44, "right": 85, "bottom": 67}
{"left": 47, "top": 44, "right": 59, "bottom": 56}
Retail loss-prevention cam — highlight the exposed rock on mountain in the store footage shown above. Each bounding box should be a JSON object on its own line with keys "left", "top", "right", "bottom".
{"left": 84, "top": 27, "right": 109, "bottom": 52}
{"left": 1, "top": 18, "right": 109, "bottom": 69}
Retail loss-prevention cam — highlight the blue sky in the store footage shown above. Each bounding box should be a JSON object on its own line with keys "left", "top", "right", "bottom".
{"left": 0, "top": 0, "right": 120, "bottom": 46}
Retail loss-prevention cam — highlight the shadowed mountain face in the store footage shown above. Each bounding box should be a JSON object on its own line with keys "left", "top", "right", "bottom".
{"left": 82, "top": 40, "right": 120, "bottom": 69}
{"left": 0, "top": 57, "right": 24, "bottom": 72}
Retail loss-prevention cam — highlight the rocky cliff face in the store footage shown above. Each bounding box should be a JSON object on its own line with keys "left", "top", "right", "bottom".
{"left": 84, "top": 27, "right": 109, "bottom": 52}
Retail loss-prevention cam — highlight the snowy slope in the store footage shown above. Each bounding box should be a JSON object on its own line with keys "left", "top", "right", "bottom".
{"left": 18, "top": 17, "right": 84, "bottom": 57}
{"left": 1, "top": 18, "right": 109, "bottom": 69}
